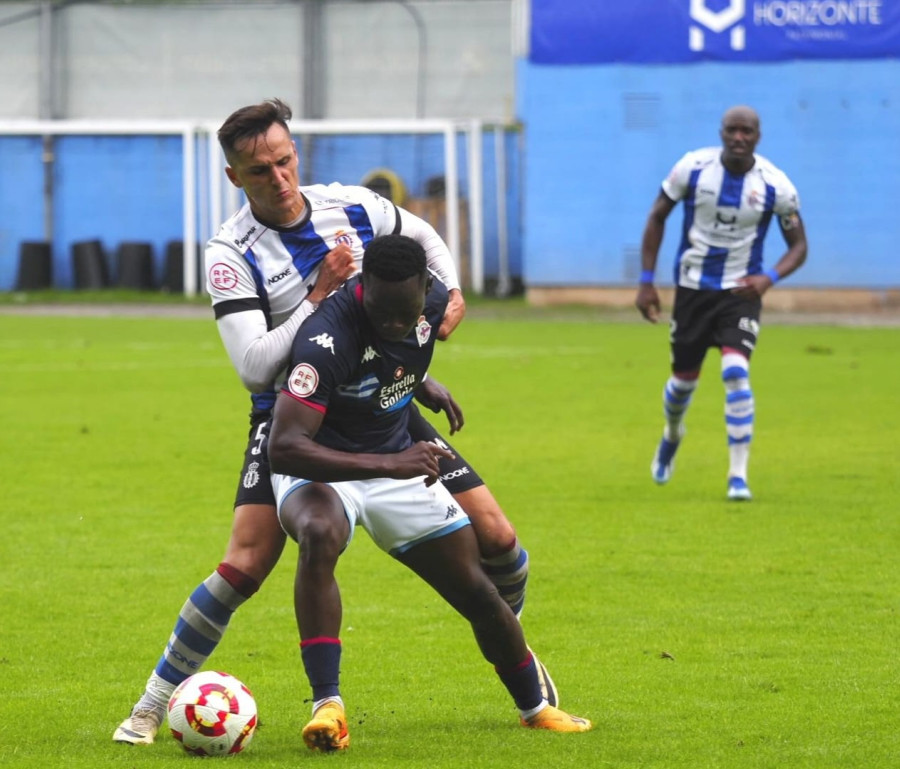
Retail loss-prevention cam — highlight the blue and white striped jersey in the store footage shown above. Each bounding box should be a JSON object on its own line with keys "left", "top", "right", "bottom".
{"left": 661, "top": 148, "right": 800, "bottom": 290}
{"left": 207, "top": 183, "right": 403, "bottom": 328}
{"left": 204, "top": 182, "right": 459, "bottom": 411}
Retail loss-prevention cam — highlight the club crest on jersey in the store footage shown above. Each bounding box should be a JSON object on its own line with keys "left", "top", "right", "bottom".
{"left": 310, "top": 333, "right": 336, "bottom": 355}
{"left": 415, "top": 316, "right": 431, "bottom": 347}
{"left": 334, "top": 230, "right": 353, "bottom": 248}
{"left": 361, "top": 346, "right": 380, "bottom": 363}
{"left": 394, "top": 366, "right": 405, "bottom": 380}
{"left": 288, "top": 363, "right": 319, "bottom": 398}
{"left": 209, "top": 263, "right": 239, "bottom": 290}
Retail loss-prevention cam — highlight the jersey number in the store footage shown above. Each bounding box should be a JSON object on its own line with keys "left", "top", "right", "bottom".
{"left": 250, "top": 423, "right": 267, "bottom": 456}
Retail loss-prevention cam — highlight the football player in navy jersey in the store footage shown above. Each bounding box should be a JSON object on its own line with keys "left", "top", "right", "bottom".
{"left": 267, "top": 235, "right": 591, "bottom": 750}
{"left": 636, "top": 105, "right": 808, "bottom": 500}
{"left": 113, "top": 99, "right": 554, "bottom": 746}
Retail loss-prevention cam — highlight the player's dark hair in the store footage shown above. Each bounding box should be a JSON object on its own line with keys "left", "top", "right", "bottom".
{"left": 218, "top": 98, "right": 292, "bottom": 160}
{"left": 363, "top": 235, "right": 427, "bottom": 281}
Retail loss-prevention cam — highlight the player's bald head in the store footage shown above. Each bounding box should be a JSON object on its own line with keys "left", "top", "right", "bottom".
{"left": 721, "top": 105, "right": 760, "bottom": 131}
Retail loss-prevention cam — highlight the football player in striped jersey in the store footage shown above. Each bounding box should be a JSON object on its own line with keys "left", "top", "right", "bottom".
{"left": 636, "top": 105, "right": 808, "bottom": 501}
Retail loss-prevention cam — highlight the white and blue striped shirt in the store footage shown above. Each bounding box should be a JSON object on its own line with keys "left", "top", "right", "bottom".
{"left": 661, "top": 148, "right": 800, "bottom": 290}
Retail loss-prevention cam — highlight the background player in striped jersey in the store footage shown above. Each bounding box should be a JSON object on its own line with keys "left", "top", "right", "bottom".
{"left": 114, "top": 99, "right": 554, "bottom": 745}
{"left": 635, "top": 105, "right": 808, "bottom": 501}
{"left": 268, "top": 234, "right": 591, "bottom": 749}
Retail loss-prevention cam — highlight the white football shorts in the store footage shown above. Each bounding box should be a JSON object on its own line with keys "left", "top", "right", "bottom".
{"left": 272, "top": 473, "right": 471, "bottom": 557}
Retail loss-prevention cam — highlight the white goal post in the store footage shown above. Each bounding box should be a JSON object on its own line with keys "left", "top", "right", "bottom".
{"left": 0, "top": 117, "right": 512, "bottom": 296}
{"left": 198, "top": 118, "right": 497, "bottom": 296}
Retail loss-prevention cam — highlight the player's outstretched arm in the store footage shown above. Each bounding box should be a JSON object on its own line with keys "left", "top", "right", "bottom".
{"left": 414, "top": 376, "right": 464, "bottom": 435}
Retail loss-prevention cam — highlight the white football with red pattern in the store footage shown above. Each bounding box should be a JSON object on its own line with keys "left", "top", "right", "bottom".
{"left": 167, "top": 671, "right": 257, "bottom": 756}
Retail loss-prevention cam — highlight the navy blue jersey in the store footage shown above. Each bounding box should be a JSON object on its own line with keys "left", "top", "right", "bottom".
{"left": 281, "top": 275, "right": 449, "bottom": 454}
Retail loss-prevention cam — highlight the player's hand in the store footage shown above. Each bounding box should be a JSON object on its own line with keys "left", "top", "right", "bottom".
{"left": 393, "top": 441, "right": 455, "bottom": 486}
{"left": 308, "top": 244, "right": 356, "bottom": 304}
{"left": 437, "top": 289, "right": 466, "bottom": 340}
{"left": 635, "top": 284, "right": 661, "bottom": 323}
{"left": 414, "top": 377, "right": 464, "bottom": 435}
{"left": 732, "top": 274, "right": 771, "bottom": 299}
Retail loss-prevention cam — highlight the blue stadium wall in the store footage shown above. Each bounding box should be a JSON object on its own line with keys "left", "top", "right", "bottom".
{"left": 518, "top": 57, "right": 900, "bottom": 290}
{"left": 0, "top": 131, "right": 521, "bottom": 292}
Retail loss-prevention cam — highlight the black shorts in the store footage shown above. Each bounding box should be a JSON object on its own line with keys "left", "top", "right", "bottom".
{"left": 233, "top": 407, "right": 276, "bottom": 509}
{"left": 233, "top": 404, "right": 484, "bottom": 509}
{"left": 407, "top": 405, "right": 485, "bottom": 494}
{"left": 670, "top": 286, "right": 761, "bottom": 372}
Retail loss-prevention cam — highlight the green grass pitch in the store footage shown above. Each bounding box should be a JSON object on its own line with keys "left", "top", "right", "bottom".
{"left": 0, "top": 309, "right": 897, "bottom": 768}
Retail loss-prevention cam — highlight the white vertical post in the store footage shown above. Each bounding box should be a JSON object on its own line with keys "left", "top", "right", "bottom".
{"left": 208, "top": 128, "right": 224, "bottom": 242}
{"left": 494, "top": 125, "right": 510, "bottom": 296}
{"left": 443, "top": 124, "right": 460, "bottom": 280}
{"left": 467, "top": 119, "right": 484, "bottom": 294}
{"left": 182, "top": 127, "right": 197, "bottom": 297}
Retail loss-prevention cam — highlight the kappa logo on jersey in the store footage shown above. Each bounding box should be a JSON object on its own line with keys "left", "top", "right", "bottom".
{"left": 267, "top": 266, "right": 292, "bottom": 285}
{"left": 738, "top": 317, "right": 760, "bottom": 336}
{"left": 288, "top": 363, "right": 320, "bottom": 398}
{"left": 335, "top": 230, "right": 353, "bottom": 248}
{"left": 415, "top": 316, "right": 432, "bottom": 347}
{"left": 209, "top": 263, "right": 239, "bottom": 290}
{"left": 243, "top": 461, "right": 260, "bottom": 489}
{"left": 361, "top": 346, "right": 380, "bottom": 363}
{"left": 310, "top": 333, "right": 336, "bottom": 355}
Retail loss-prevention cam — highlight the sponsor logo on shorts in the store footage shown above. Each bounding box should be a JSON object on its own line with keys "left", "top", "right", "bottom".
{"left": 243, "top": 461, "right": 260, "bottom": 489}
{"left": 431, "top": 437, "right": 450, "bottom": 451}
{"left": 209, "top": 263, "right": 239, "bottom": 290}
{"left": 440, "top": 467, "right": 469, "bottom": 482}
{"left": 738, "top": 317, "right": 760, "bottom": 336}
{"left": 288, "top": 363, "right": 319, "bottom": 398}
{"left": 445, "top": 504, "right": 461, "bottom": 520}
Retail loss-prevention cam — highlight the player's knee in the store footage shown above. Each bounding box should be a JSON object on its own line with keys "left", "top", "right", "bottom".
{"left": 473, "top": 514, "right": 517, "bottom": 557}
{"left": 721, "top": 351, "right": 750, "bottom": 391}
{"left": 456, "top": 489, "right": 517, "bottom": 555}
{"left": 456, "top": 579, "right": 505, "bottom": 623}
{"left": 225, "top": 505, "right": 285, "bottom": 579}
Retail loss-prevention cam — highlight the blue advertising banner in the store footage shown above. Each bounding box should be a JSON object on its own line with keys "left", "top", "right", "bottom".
{"left": 530, "top": 0, "right": 900, "bottom": 63}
